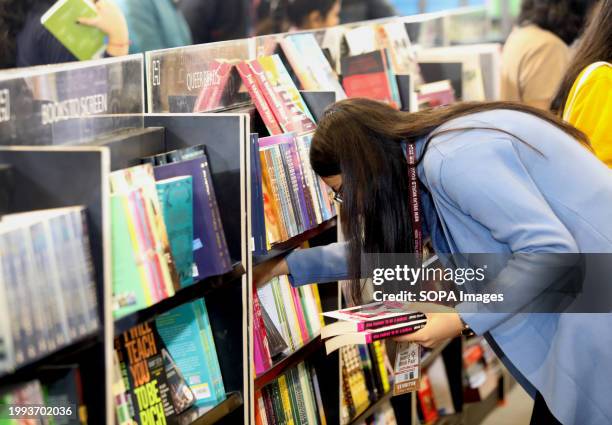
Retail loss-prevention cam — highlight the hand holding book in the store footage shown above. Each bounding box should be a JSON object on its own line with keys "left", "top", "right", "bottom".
{"left": 392, "top": 311, "right": 463, "bottom": 349}
{"left": 76, "top": 0, "right": 129, "bottom": 56}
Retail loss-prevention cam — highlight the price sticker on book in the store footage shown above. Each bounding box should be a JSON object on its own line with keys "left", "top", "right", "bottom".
{"left": 393, "top": 341, "right": 420, "bottom": 395}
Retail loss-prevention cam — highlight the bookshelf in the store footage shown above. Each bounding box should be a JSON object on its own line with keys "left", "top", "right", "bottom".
{"left": 348, "top": 392, "right": 394, "bottom": 425}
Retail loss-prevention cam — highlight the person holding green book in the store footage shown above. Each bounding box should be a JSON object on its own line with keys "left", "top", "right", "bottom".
{"left": 0, "top": 0, "right": 129, "bottom": 69}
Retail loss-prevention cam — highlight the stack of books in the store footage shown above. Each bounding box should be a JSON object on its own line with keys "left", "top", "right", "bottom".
{"left": 254, "top": 276, "right": 325, "bottom": 374}
{"left": 0, "top": 207, "right": 98, "bottom": 374}
{"left": 255, "top": 362, "right": 327, "bottom": 425}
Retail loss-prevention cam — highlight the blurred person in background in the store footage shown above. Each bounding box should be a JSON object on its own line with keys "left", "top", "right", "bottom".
{"left": 340, "top": 0, "right": 396, "bottom": 24}
{"left": 287, "top": 0, "right": 341, "bottom": 30}
{"left": 552, "top": 0, "right": 612, "bottom": 166}
{"left": 115, "top": 0, "right": 192, "bottom": 53}
{"left": 0, "top": 0, "right": 129, "bottom": 69}
{"left": 179, "top": 0, "right": 252, "bottom": 44}
{"left": 500, "top": 0, "right": 598, "bottom": 110}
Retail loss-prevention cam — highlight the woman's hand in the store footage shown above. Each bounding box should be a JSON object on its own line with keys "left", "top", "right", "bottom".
{"left": 77, "top": 0, "right": 129, "bottom": 57}
{"left": 253, "top": 257, "right": 289, "bottom": 289}
{"left": 394, "top": 312, "right": 464, "bottom": 348}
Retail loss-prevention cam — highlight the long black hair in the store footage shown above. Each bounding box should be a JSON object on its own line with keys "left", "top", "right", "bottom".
{"left": 517, "top": 0, "right": 598, "bottom": 45}
{"left": 310, "top": 98, "right": 589, "bottom": 304}
{"left": 0, "top": 0, "right": 53, "bottom": 69}
{"left": 551, "top": 0, "right": 612, "bottom": 113}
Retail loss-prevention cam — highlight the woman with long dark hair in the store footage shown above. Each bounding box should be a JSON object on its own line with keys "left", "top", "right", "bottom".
{"left": 0, "top": 0, "right": 128, "bottom": 69}
{"left": 500, "top": 0, "right": 597, "bottom": 109}
{"left": 552, "top": 0, "right": 612, "bottom": 167}
{"left": 256, "top": 98, "right": 612, "bottom": 424}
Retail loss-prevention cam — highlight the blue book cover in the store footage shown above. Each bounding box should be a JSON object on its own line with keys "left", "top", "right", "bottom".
{"left": 156, "top": 300, "right": 226, "bottom": 407}
{"left": 250, "top": 134, "right": 268, "bottom": 255}
{"left": 156, "top": 176, "right": 195, "bottom": 288}
{"left": 154, "top": 155, "right": 231, "bottom": 280}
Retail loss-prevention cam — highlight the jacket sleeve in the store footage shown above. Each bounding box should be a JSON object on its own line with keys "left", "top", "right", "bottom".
{"left": 285, "top": 242, "right": 350, "bottom": 286}
{"left": 434, "top": 137, "right": 580, "bottom": 334}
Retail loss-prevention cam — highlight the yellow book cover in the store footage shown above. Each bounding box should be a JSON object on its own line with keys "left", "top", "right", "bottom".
{"left": 278, "top": 374, "right": 296, "bottom": 425}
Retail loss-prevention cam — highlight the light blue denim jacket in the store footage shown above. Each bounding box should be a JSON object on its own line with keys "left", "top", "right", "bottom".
{"left": 286, "top": 109, "right": 612, "bottom": 425}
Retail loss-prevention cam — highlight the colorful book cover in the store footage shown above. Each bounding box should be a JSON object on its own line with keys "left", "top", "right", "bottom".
{"left": 290, "top": 286, "right": 310, "bottom": 343}
{"left": 259, "top": 154, "right": 284, "bottom": 247}
{"left": 277, "top": 374, "right": 296, "bottom": 425}
{"left": 236, "top": 62, "right": 283, "bottom": 135}
{"left": 115, "top": 322, "right": 195, "bottom": 424}
{"left": 156, "top": 176, "right": 195, "bottom": 288}
{"left": 249, "top": 56, "right": 316, "bottom": 135}
{"left": 193, "top": 60, "right": 234, "bottom": 113}
{"left": 261, "top": 149, "right": 290, "bottom": 242}
{"left": 110, "top": 194, "right": 150, "bottom": 319}
{"left": 253, "top": 288, "right": 272, "bottom": 375}
{"left": 270, "top": 277, "right": 295, "bottom": 351}
{"left": 40, "top": 0, "right": 105, "bottom": 61}
{"left": 281, "top": 33, "right": 347, "bottom": 100}
{"left": 278, "top": 276, "right": 304, "bottom": 348}
{"left": 154, "top": 156, "right": 231, "bottom": 280}
{"left": 341, "top": 50, "right": 399, "bottom": 108}
{"left": 156, "top": 300, "right": 226, "bottom": 408}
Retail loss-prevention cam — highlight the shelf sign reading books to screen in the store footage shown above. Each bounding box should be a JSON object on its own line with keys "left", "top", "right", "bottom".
{"left": 145, "top": 40, "right": 252, "bottom": 114}
{"left": 0, "top": 55, "right": 144, "bottom": 146}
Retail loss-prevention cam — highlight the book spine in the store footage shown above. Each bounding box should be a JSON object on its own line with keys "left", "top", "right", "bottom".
{"left": 200, "top": 157, "right": 232, "bottom": 273}
{"left": 73, "top": 209, "right": 100, "bottom": 334}
{"left": 271, "top": 146, "right": 298, "bottom": 237}
{"left": 365, "top": 322, "right": 426, "bottom": 343}
{"left": 278, "top": 277, "right": 303, "bottom": 348}
{"left": 278, "top": 375, "right": 296, "bottom": 425}
{"left": 236, "top": 62, "right": 283, "bottom": 135}
{"left": 262, "top": 149, "right": 289, "bottom": 241}
{"left": 248, "top": 60, "right": 294, "bottom": 134}
{"left": 295, "top": 136, "right": 323, "bottom": 224}
{"left": 0, "top": 239, "right": 15, "bottom": 372}
{"left": 271, "top": 278, "right": 294, "bottom": 351}
{"left": 357, "top": 312, "right": 426, "bottom": 332}
{"left": 309, "top": 365, "right": 328, "bottom": 425}
{"left": 269, "top": 381, "right": 286, "bottom": 424}
{"left": 289, "top": 368, "right": 309, "bottom": 425}
{"left": 290, "top": 286, "right": 310, "bottom": 342}
{"left": 261, "top": 387, "right": 275, "bottom": 425}
{"left": 279, "top": 143, "right": 305, "bottom": 233}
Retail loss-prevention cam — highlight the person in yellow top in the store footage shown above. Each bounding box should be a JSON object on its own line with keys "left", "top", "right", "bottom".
{"left": 552, "top": 0, "right": 612, "bottom": 167}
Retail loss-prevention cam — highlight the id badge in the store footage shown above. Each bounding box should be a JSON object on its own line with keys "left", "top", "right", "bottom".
{"left": 393, "top": 341, "right": 420, "bottom": 395}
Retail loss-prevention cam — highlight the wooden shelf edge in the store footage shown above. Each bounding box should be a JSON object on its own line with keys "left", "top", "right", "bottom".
{"left": 254, "top": 335, "right": 323, "bottom": 391}
{"left": 0, "top": 333, "right": 100, "bottom": 387}
{"left": 114, "top": 263, "right": 245, "bottom": 335}
{"left": 253, "top": 218, "right": 337, "bottom": 266}
{"left": 347, "top": 391, "right": 393, "bottom": 425}
{"left": 178, "top": 392, "right": 243, "bottom": 425}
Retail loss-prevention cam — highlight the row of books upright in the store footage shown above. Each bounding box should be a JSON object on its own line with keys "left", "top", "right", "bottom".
{"left": 0, "top": 367, "right": 88, "bottom": 425}
{"left": 255, "top": 361, "right": 327, "bottom": 425}
{"left": 254, "top": 275, "right": 325, "bottom": 375}
{"left": 111, "top": 144, "right": 231, "bottom": 319}
{"left": 251, "top": 132, "right": 335, "bottom": 252}
{"left": 340, "top": 341, "right": 392, "bottom": 424}
{"left": 113, "top": 297, "right": 226, "bottom": 424}
{"left": 0, "top": 207, "right": 98, "bottom": 374}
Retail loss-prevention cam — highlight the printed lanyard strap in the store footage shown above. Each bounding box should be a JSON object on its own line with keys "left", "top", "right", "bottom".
{"left": 406, "top": 143, "right": 422, "bottom": 257}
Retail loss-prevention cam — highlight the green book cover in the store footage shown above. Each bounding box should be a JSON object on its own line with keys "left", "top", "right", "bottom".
{"left": 156, "top": 176, "right": 194, "bottom": 288}
{"left": 111, "top": 194, "right": 148, "bottom": 319}
{"left": 41, "top": 0, "right": 105, "bottom": 61}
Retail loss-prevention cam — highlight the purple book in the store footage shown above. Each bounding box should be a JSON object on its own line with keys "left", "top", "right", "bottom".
{"left": 154, "top": 155, "right": 231, "bottom": 280}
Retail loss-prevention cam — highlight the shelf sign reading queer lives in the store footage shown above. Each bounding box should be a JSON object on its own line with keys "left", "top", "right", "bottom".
{"left": 0, "top": 55, "right": 144, "bottom": 146}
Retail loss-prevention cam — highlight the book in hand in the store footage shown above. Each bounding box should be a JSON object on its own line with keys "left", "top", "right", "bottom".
{"left": 321, "top": 301, "right": 426, "bottom": 353}
{"left": 41, "top": 0, "right": 106, "bottom": 61}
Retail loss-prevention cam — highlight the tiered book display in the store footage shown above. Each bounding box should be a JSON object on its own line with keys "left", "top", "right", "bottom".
{"left": 0, "top": 6, "right": 511, "bottom": 425}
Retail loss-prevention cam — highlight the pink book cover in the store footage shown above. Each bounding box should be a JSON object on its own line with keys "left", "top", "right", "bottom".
{"left": 253, "top": 289, "right": 272, "bottom": 374}
{"left": 290, "top": 285, "right": 310, "bottom": 342}
{"left": 236, "top": 61, "right": 283, "bottom": 135}
{"left": 192, "top": 60, "right": 233, "bottom": 112}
